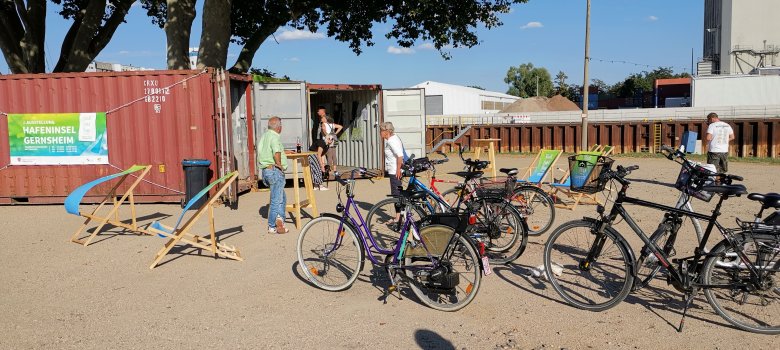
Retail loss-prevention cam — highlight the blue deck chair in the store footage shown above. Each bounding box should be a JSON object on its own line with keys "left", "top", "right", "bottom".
{"left": 66, "top": 165, "right": 152, "bottom": 246}
{"left": 145, "top": 171, "right": 242, "bottom": 269}
{"left": 516, "top": 149, "right": 562, "bottom": 186}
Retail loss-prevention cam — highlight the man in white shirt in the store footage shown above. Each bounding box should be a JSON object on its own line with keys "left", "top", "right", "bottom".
{"left": 705, "top": 112, "right": 734, "bottom": 173}
{"left": 380, "top": 122, "right": 405, "bottom": 224}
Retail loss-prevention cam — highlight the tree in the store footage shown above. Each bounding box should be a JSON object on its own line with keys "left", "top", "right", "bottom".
{"left": 504, "top": 62, "right": 553, "bottom": 98}
{"left": 554, "top": 71, "right": 571, "bottom": 98}
{"left": 610, "top": 67, "right": 690, "bottom": 98}
{"left": 142, "top": 0, "right": 526, "bottom": 72}
{"left": 0, "top": 0, "right": 137, "bottom": 73}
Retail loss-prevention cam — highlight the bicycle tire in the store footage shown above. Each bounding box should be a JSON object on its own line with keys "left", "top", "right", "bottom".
{"left": 510, "top": 185, "right": 556, "bottom": 236}
{"left": 471, "top": 200, "right": 528, "bottom": 265}
{"left": 633, "top": 223, "right": 677, "bottom": 291}
{"left": 365, "top": 197, "right": 427, "bottom": 252}
{"left": 441, "top": 188, "right": 469, "bottom": 213}
{"left": 297, "top": 216, "right": 364, "bottom": 291}
{"left": 702, "top": 233, "right": 780, "bottom": 334}
{"left": 404, "top": 228, "right": 482, "bottom": 311}
{"left": 543, "top": 219, "right": 635, "bottom": 311}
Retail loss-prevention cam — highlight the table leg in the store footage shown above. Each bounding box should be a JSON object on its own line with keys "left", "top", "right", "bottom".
{"left": 292, "top": 160, "right": 302, "bottom": 229}
{"left": 488, "top": 141, "right": 497, "bottom": 178}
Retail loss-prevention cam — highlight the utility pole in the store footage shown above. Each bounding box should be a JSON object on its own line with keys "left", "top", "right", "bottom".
{"left": 580, "top": 0, "right": 591, "bottom": 151}
{"left": 536, "top": 76, "right": 539, "bottom": 96}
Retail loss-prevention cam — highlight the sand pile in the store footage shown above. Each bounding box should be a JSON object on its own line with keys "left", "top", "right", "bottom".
{"left": 500, "top": 95, "right": 581, "bottom": 113}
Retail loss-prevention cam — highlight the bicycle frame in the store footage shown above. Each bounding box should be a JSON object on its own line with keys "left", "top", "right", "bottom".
{"left": 596, "top": 181, "right": 762, "bottom": 289}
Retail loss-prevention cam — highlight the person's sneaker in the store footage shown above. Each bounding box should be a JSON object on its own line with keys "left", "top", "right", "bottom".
{"left": 313, "top": 187, "right": 319, "bottom": 191}
{"left": 319, "top": 186, "right": 329, "bottom": 191}
{"left": 268, "top": 227, "right": 277, "bottom": 234}
{"left": 275, "top": 218, "right": 289, "bottom": 234}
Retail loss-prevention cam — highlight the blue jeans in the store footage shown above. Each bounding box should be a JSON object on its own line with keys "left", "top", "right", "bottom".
{"left": 262, "top": 168, "right": 287, "bottom": 228}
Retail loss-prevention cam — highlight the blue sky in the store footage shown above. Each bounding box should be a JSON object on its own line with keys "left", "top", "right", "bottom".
{"left": 1, "top": 0, "right": 703, "bottom": 93}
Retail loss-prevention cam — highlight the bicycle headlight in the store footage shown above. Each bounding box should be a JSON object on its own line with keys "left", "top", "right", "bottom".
{"left": 336, "top": 203, "right": 344, "bottom": 213}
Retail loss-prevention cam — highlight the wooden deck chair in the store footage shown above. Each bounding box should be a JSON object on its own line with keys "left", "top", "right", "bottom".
{"left": 144, "top": 171, "right": 242, "bottom": 269}
{"left": 516, "top": 149, "right": 562, "bottom": 186}
{"left": 588, "top": 144, "right": 603, "bottom": 152}
{"left": 547, "top": 151, "right": 605, "bottom": 210}
{"left": 600, "top": 145, "right": 615, "bottom": 156}
{"left": 66, "top": 165, "right": 152, "bottom": 246}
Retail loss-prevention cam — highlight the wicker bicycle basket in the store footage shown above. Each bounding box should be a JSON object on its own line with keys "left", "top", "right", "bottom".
{"left": 476, "top": 176, "right": 514, "bottom": 200}
{"left": 568, "top": 155, "right": 615, "bottom": 194}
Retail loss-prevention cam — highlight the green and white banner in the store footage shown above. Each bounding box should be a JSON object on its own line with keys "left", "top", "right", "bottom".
{"left": 7, "top": 113, "right": 108, "bottom": 165}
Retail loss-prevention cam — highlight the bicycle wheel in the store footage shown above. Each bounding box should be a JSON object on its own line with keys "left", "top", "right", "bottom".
{"left": 543, "top": 219, "right": 634, "bottom": 311}
{"left": 634, "top": 223, "right": 677, "bottom": 291}
{"left": 366, "top": 198, "right": 427, "bottom": 252}
{"left": 404, "top": 229, "right": 482, "bottom": 311}
{"left": 702, "top": 233, "right": 780, "bottom": 334}
{"left": 441, "top": 188, "right": 469, "bottom": 213}
{"left": 297, "top": 216, "right": 364, "bottom": 291}
{"left": 471, "top": 200, "right": 528, "bottom": 265}
{"left": 510, "top": 185, "right": 555, "bottom": 236}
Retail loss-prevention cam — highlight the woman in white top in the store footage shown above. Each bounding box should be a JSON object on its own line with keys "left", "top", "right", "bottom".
{"left": 321, "top": 115, "right": 343, "bottom": 172}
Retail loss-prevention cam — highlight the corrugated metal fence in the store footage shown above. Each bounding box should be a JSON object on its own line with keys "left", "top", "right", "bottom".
{"left": 428, "top": 118, "right": 780, "bottom": 158}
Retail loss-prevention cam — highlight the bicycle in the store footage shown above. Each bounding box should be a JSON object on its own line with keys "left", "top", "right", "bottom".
{"left": 296, "top": 168, "right": 484, "bottom": 311}
{"left": 542, "top": 154, "right": 780, "bottom": 334}
{"left": 366, "top": 153, "right": 528, "bottom": 264}
{"left": 633, "top": 146, "right": 736, "bottom": 290}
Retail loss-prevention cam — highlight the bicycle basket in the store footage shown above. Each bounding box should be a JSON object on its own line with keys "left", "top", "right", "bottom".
{"left": 674, "top": 162, "right": 716, "bottom": 202}
{"left": 404, "top": 157, "right": 433, "bottom": 175}
{"left": 477, "top": 176, "right": 515, "bottom": 198}
{"left": 568, "top": 155, "right": 614, "bottom": 194}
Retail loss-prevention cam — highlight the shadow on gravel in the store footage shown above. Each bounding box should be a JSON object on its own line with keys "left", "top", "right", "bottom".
{"left": 83, "top": 212, "right": 172, "bottom": 245}
{"left": 414, "top": 329, "right": 456, "bottom": 350}
{"left": 491, "top": 264, "right": 571, "bottom": 307}
{"left": 153, "top": 225, "right": 244, "bottom": 268}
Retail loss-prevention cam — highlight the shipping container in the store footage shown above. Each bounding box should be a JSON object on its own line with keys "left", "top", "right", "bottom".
{"left": 692, "top": 75, "right": 780, "bottom": 107}
{"left": 0, "top": 69, "right": 254, "bottom": 204}
{"left": 251, "top": 82, "right": 426, "bottom": 176}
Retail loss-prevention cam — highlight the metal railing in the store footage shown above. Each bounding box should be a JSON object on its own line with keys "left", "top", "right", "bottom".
{"left": 427, "top": 105, "right": 780, "bottom": 126}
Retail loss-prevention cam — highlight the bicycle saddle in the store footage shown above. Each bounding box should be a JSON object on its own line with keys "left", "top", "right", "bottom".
{"left": 396, "top": 189, "right": 428, "bottom": 200}
{"left": 450, "top": 171, "right": 483, "bottom": 180}
{"left": 748, "top": 193, "right": 780, "bottom": 209}
{"left": 499, "top": 168, "right": 518, "bottom": 176}
{"left": 701, "top": 184, "right": 747, "bottom": 197}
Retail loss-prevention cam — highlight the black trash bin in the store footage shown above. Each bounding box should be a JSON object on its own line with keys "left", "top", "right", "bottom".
{"left": 182, "top": 159, "right": 211, "bottom": 209}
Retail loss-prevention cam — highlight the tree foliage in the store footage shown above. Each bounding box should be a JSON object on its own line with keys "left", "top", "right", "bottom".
{"left": 608, "top": 67, "right": 691, "bottom": 98}
{"left": 504, "top": 62, "right": 553, "bottom": 98}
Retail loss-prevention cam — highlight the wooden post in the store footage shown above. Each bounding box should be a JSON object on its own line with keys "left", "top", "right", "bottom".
{"left": 285, "top": 152, "right": 319, "bottom": 229}
{"left": 474, "top": 139, "right": 500, "bottom": 178}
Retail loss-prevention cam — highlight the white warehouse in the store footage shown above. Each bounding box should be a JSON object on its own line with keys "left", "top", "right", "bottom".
{"left": 411, "top": 81, "right": 518, "bottom": 115}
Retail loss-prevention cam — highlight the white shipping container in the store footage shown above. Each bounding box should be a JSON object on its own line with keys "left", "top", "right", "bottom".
{"left": 692, "top": 75, "right": 780, "bottom": 107}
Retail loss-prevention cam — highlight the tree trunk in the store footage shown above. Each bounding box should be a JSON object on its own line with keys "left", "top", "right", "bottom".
{"left": 197, "top": 0, "right": 232, "bottom": 69}
{"left": 165, "top": 0, "right": 196, "bottom": 70}
{"left": 54, "top": 0, "right": 135, "bottom": 72}
{"left": 229, "top": 21, "right": 279, "bottom": 74}
{"left": 0, "top": 0, "right": 46, "bottom": 73}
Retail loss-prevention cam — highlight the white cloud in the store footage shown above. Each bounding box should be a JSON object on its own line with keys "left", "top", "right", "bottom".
{"left": 648, "top": 15, "right": 659, "bottom": 21}
{"left": 119, "top": 50, "right": 131, "bottom": 55}
{"left": 387, "top": 46, "right": 415, "bottom": 55}
{"left": 286, "top": 57, "right": 301, "bottom": 62}
{"left": 521, "top": 21, "right": 543, "bottom": 29}
{"left": 276, "top": 29, "right": 325, "bottom": 41}
{"left": 417, "top": 43, "right": 436, "bottom": 50}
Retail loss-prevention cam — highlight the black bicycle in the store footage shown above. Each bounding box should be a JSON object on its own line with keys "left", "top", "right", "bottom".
{"left": 542, "top": 151, "right": 780, "bottom": 334}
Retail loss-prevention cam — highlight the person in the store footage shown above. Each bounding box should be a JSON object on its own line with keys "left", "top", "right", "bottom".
{"left": 380, "top": 122, "right": 405, "bottom": 224}
{"left": 308, "top": 133, "right": 334, "bottom": 191}
{"left": 258, "top": 116, "right": 289, "bottom": 234}
{"left": 321, "top": 115, "right": 342, "bottom": 173}
{"left": 705, "top": 112, "right": 734, "bottom": 173}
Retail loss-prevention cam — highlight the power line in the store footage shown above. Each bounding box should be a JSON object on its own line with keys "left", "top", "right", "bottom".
{"left": 589, "top": 57, "right": 689, "bottom": 72}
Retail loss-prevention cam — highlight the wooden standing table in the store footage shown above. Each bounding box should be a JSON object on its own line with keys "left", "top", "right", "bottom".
{"left": 285, "top": 152, "right": 319, "bottom": 229}
{"left": 473, "top": 138, "right": 500, "bottom": 178}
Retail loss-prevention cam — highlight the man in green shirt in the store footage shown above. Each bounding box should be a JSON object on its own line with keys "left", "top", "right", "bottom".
{"left": 258, "top": 116, "right": 289, "bottom": 233}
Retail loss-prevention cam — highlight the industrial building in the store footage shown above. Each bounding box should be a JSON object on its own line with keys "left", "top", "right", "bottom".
{"left": 700, "top": 0, "right": 780, "bottom": 75}
{"left": 411, "top": 81, "right": 518, "bottom": 115}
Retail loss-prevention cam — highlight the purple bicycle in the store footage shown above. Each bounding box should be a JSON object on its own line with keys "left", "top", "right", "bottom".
{"left": 296, "top": 168, "right": 483, "bottom": 311}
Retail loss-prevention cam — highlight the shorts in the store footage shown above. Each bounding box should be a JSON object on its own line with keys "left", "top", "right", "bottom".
{"left": 707, "top": 152, "right": 728, "bottom": 173}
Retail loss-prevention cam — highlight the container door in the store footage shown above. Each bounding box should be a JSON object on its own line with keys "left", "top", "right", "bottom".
{"left": 252, "top": 82, "right": 308, "bottom": 176}
{"left": 382, "top": 88, "right": 427, "bottom": 158}
{"left": 215, "top": 70, "right": 238, "bottom": 205}
{"left": 230, "top": 81, "right": 250, "bottom": 181}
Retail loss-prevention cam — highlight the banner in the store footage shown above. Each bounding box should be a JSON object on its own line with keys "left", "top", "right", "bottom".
{"left": 7, "top": 113, "right": 108, "bottom": 165}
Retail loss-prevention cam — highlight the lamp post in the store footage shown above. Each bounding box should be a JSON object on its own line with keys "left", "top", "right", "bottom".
{"left": 581, "top": 0, "right": 591, "bottom": 150}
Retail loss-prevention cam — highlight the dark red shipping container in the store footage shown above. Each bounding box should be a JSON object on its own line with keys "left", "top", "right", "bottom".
{"left": 0, "top": 69, "right": 252, "bottom": 204}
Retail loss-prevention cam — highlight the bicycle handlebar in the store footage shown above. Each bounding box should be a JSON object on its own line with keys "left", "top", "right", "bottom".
{"left": 660, "top": 144, "right": 744, "bottom": 184}
{"left": 334, "top": 167, "right": 370, "bottom": 185}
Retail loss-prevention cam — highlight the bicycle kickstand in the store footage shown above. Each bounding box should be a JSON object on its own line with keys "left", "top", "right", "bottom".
{"left": 381, "top": 266, "right": 403, "bottom": 303}
{"left": 677, "top": 292, "right": 697, "bottom": 332}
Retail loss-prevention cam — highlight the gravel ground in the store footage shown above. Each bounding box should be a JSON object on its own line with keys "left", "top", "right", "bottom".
{"left": 1, "top": 154, "right": 778, "bottom": 349}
